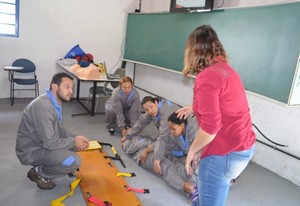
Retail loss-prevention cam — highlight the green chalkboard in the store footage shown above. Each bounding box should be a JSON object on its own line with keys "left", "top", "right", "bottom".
{"left": 124, "top": 2, "right": 300, "bottom": 104}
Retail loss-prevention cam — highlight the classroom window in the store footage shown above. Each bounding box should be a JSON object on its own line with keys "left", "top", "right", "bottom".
{"left": 0, "top": 0, "right": 19, "bottom": 37}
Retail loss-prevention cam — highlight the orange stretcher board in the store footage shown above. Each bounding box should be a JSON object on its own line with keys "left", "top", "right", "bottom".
{"left": 75, "top": 149, "right": 142, "bottom": 206}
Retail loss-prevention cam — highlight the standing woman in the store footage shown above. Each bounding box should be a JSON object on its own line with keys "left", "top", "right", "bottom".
{"left": 177, "top": 25, "right": 256, "bottom": 206}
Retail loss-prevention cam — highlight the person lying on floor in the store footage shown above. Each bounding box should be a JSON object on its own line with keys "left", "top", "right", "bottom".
{"left": 166, "top": 112, "right": 200, "bottom": 172}
{"left": 121, "top": 99, "right": 198, "bottom": 201}
{"left": 121, "top": 96, "right": 179, "bottom": 175}
{"left": 105, "top": 76, "right": 141, "bottom": 136}
{"left": 15, "top": 72, "right": 89, "bottom": 190}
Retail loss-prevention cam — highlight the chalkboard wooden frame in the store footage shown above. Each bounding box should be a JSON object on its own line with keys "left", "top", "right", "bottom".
{"left": 124, "top": 2, "right": 300, "bottom": 104}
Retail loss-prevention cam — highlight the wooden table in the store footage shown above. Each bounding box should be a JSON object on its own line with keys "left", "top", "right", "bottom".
{"left": 57, "top": 61, "right": 119, "bottom": 116}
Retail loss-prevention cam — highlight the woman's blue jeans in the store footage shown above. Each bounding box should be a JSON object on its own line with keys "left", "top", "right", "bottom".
{"left": 193, "top": 145, "right": 255, "bottom": 206}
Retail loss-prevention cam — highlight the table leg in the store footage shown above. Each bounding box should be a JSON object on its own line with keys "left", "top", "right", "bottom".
{"left": 90, "top": 82, "right": 97, "bottom": 116}
{"left": 76, "top": 79, "right": 80, "bottom": 101}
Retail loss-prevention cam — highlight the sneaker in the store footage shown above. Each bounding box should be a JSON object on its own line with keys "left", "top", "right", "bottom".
{"left": 191, "top": 185, "right": 198, "bottom": 203}
{"left": 27, "top": 168, "right": 56, "bottom": 189}
{"left": 108, "top": 128, "right": 115, "bottom": 136}
{"left": 67, "top": 172, "right": 75, "bottom": 178}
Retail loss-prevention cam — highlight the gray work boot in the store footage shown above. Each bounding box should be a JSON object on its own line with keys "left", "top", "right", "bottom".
{"left": 27, "top": 168, "right": 56, "bottom": 189}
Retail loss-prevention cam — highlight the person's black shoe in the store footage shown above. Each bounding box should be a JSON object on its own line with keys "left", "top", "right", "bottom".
{"left": 68, "top": 172, "right": 75, "bottom": 178}
{"left": 27, "top": 168, "right": 56, "bottom": 189}
{"left": 108, "top": 128, "right": 115, "bottom": 136}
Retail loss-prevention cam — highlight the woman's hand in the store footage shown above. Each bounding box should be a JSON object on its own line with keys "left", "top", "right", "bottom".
{"left": 191, "top": 152, "right": 199, "bottom": 171}
{"left": 121, "top": 136, "right": 127, "bottom": 142}
{"left": 139, "top": 149, "right": 148, "bottom": 164}
{"left": 139, "top": 144, "right": 153, "bottom": 164}
{"left": 121, "top": 128, "right": 132, "bottom": 136}
{"left": 121, "top": 128, "right": 127, "bottom": 137}
{"left": 185, "top": 151, "right": 197, "bottom": 176}
{"left": 176, "top": 105, "right": 193, "bottom": 119}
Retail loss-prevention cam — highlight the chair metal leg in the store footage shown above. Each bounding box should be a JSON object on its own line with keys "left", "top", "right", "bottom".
{"left": 35, "top": 82, "right": 39, "bottom": 97}
{"left": 95, "top": 96, "right": 99, "bottom": 113}
{"left": 85, "top": 94, "right": 91, "bottom": 107}
{"left": 85, "top": 93, "right": 100, "bottom": 113}
{"left": 10, "top": 82, "right": 14, "bottom": 106}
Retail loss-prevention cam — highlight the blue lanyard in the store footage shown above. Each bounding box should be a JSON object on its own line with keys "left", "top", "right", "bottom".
{"left": 172, "top": 124, "right": 189, "bottom": 157}
{"left": 180, "top": 124, "right": 189, "bottom": 151}
{"left": 46, "top": 89, "right": 62, "bottom": 122}
{"left": 154, "top": 101, "right": 162, "bottom": 123}
{"left": 119, "top": 89, "right": 134, "bottom": 101}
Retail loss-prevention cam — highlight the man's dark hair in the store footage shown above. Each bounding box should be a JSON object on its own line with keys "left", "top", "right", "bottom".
{"left": 168, "top": 112, "right": 187, "bottom": 126}
{"left": 50, "top": 72, "right": 73, "bottom": 89}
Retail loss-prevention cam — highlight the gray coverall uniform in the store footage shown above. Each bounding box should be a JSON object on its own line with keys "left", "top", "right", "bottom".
{"left": 125, "top": 116, "right": 199, "bottom": 190}
{"left": 163, "top": 115, "right": 199, "bottom": 189}
{"left": 166, "top": 115, "right": 199, "bottom": 164}
{"left": 123, "top": 100, "right": 197, "bottom": 191}
{"left": 15, "top": 94, "right": 80, "bottom": 179}
{"left": 124, "top": 99, "right": 180, "bottom": 162}
{"left": 105, "top": 87, "right": 141, "bottom": 130}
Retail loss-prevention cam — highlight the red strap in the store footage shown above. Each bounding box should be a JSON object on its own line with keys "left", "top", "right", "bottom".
{"left": 124, "top": 186, "right": 149, "bottom": 194}
{"left": 88, "top": 196, "right": 112, "bottom": 206}
{"left": 128, "top": 187, "right": 144, "bottom": 193}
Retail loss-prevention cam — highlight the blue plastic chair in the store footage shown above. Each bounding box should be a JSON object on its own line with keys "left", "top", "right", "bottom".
{"left": 10, "top": 58, "right": 39, "bottom": 105}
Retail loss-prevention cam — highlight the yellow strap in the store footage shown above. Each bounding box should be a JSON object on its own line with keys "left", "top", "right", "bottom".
{"left": 116, "top": 172, "right": 131, "bottom": 177}
{"left": 111, "top": 146, "right": 117, "bottom": 155}
{"left": 51, "top": 178, "right": 81, "bottom": 206}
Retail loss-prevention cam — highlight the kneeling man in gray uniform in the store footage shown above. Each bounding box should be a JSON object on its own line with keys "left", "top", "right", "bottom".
{"left": 16, "top": 72, "right": 89, "bottom": 189}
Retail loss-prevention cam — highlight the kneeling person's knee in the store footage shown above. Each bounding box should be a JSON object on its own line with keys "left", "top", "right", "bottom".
{"left": 61, "top": 154, "right": 81, "bottom": 172}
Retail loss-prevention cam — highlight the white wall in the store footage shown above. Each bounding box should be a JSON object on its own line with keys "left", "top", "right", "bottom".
{"left": 0, "top": 0, "right": 139, "bottom": 98}
{"left": 129, "top": 0, "right": 300, "bottom": 186}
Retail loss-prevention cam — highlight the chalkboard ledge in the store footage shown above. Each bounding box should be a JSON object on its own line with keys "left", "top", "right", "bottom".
{"left": 123, "top": 59, "right": 185, "bottom": 75}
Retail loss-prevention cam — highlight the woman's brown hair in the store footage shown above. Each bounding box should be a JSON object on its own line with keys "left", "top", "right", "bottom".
{"left": 119, "top": 76, "right": 133, "bottom": 86}
{"left": 183, "top": 25, "right": 228, "bottom": 76}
